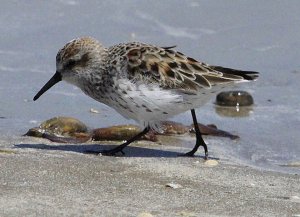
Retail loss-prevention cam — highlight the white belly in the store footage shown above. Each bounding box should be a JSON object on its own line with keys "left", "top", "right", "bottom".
{"left": 108, "top": 79, "right": 217, "bottom": 127}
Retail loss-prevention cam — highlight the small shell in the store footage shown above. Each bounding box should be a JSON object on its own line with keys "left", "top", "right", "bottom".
{"left": 204, "top": 159, "right": 219, "bottom": 167}
{"left": 166, "top": 182, "right": 183, "bottom": 189}
{"left": 89, "top": 108, "right": 100, "bottom": 113}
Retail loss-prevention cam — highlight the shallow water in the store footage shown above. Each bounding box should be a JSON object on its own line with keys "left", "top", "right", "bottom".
{"left": 1, "top": 1, "right": 299, "bottom": 174}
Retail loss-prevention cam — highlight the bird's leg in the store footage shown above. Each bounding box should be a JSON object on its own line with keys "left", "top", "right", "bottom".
{"left": 100, "top": 126, "right": 151, "bottom": 156}
{"left": 181, "top": 109, "right": 208, "bottom": 159}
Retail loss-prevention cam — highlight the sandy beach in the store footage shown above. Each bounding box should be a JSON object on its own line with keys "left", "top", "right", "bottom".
{"left": 1, "top": 136, "right": 299, "bottom": 217}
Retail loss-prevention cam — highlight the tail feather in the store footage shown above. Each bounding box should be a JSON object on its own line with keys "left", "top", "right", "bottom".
{"left": 210, "top": 65, "right": 259, "bottom": 81}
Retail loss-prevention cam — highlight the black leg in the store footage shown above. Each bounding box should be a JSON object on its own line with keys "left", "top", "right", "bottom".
{"left": 99, "top": 126, "right": 151, "bottom": 156}
{"left": 181, "top": 109, "right": 208, "bottom": 159}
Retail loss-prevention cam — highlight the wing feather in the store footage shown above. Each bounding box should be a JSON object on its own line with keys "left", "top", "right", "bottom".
{"left": 122, "top": 43, "right": 258, "bottom": 91}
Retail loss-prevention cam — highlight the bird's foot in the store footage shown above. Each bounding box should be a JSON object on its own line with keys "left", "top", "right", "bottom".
{"left": 178, "top": 150, "right": 196, "bottom": 157}
{"left": 178, "top": 150, "right": 208, "bottom": 160}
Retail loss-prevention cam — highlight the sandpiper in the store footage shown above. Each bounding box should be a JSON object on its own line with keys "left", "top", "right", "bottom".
{"left": 33, "top": 37, "right": 258, "bottom": 157}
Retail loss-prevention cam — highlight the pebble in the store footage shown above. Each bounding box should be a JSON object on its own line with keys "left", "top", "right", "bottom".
{"left": 0, "top": 149, "right": 16, "bottom": 154}
{"left": 280, "top": 161, "right": 300, "bottom": 167}
{"left": 89, "top": 108, "right": 100, "bottom": 114}
{"left": 290, "top": 195, "right": 300, "bottom": 202}
{"left": 216, "top": 90, "right": 254, "bottom": 106}
{"left": 204, "top": 159, "right": 219, "bottom": 167}
{"left": 166, "top": 182, "right": 183, "bottom": 189}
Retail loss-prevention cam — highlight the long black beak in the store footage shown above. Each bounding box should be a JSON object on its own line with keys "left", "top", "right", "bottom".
{"left": 33, "top": 71, "right": 62, "bottom": 101}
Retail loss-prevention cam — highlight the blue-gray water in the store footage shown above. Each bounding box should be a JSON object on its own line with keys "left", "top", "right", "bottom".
{"left": 1, "top": 1, "right": 299, "bottom": 174}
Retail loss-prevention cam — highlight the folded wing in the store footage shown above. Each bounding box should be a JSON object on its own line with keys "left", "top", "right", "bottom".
{"left": 125, "top": 45, "right": 259, "bottom": 91}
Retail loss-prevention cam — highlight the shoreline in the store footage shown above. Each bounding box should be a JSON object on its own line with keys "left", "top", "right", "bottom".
{"left": 0, "top": 136, "right": 299, "bottom": 216}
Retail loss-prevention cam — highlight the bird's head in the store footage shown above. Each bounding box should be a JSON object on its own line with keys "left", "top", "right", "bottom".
{"left": 33, "top": 37, "right": 106, "bottom": 101}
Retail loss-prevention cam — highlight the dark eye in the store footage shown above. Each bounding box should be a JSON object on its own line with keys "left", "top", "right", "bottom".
{"left": 65, "top": 59, "right": 77, "bottom": 69}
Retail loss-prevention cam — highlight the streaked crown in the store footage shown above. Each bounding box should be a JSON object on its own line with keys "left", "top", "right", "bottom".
{"left": 56, "top": 37, "right": 106, "bottom": 75}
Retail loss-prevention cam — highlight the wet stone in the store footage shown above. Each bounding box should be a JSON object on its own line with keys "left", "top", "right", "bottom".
{"left": 38, "top": 116, "right": 88, "bottom": 136}
{"left": 25, "top": 117, "right": 241, "bottom": 143}
{"left": 189, "top": 123, "right": 239, "bottom": 140}
{"left": 24, "top": 117, "right": 90, "bottom": 143}
{"left": 92, "top": 125, "right": 158, "bottom": 142}
{"left": 216, "top": 90, "right": 254, "bottom": 107}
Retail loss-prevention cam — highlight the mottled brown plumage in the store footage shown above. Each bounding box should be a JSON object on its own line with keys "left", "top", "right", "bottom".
{"left": 121, "top": 43, "right": 258, "bottom": 91}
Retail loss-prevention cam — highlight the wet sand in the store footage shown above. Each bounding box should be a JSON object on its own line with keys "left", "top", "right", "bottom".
{"left": 0, "top": 136, "right": 299, "bottom": 217}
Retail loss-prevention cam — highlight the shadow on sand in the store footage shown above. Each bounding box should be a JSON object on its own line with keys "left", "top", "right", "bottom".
{"left": 14, "top": 143, "right": 207, "bottom": 158}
